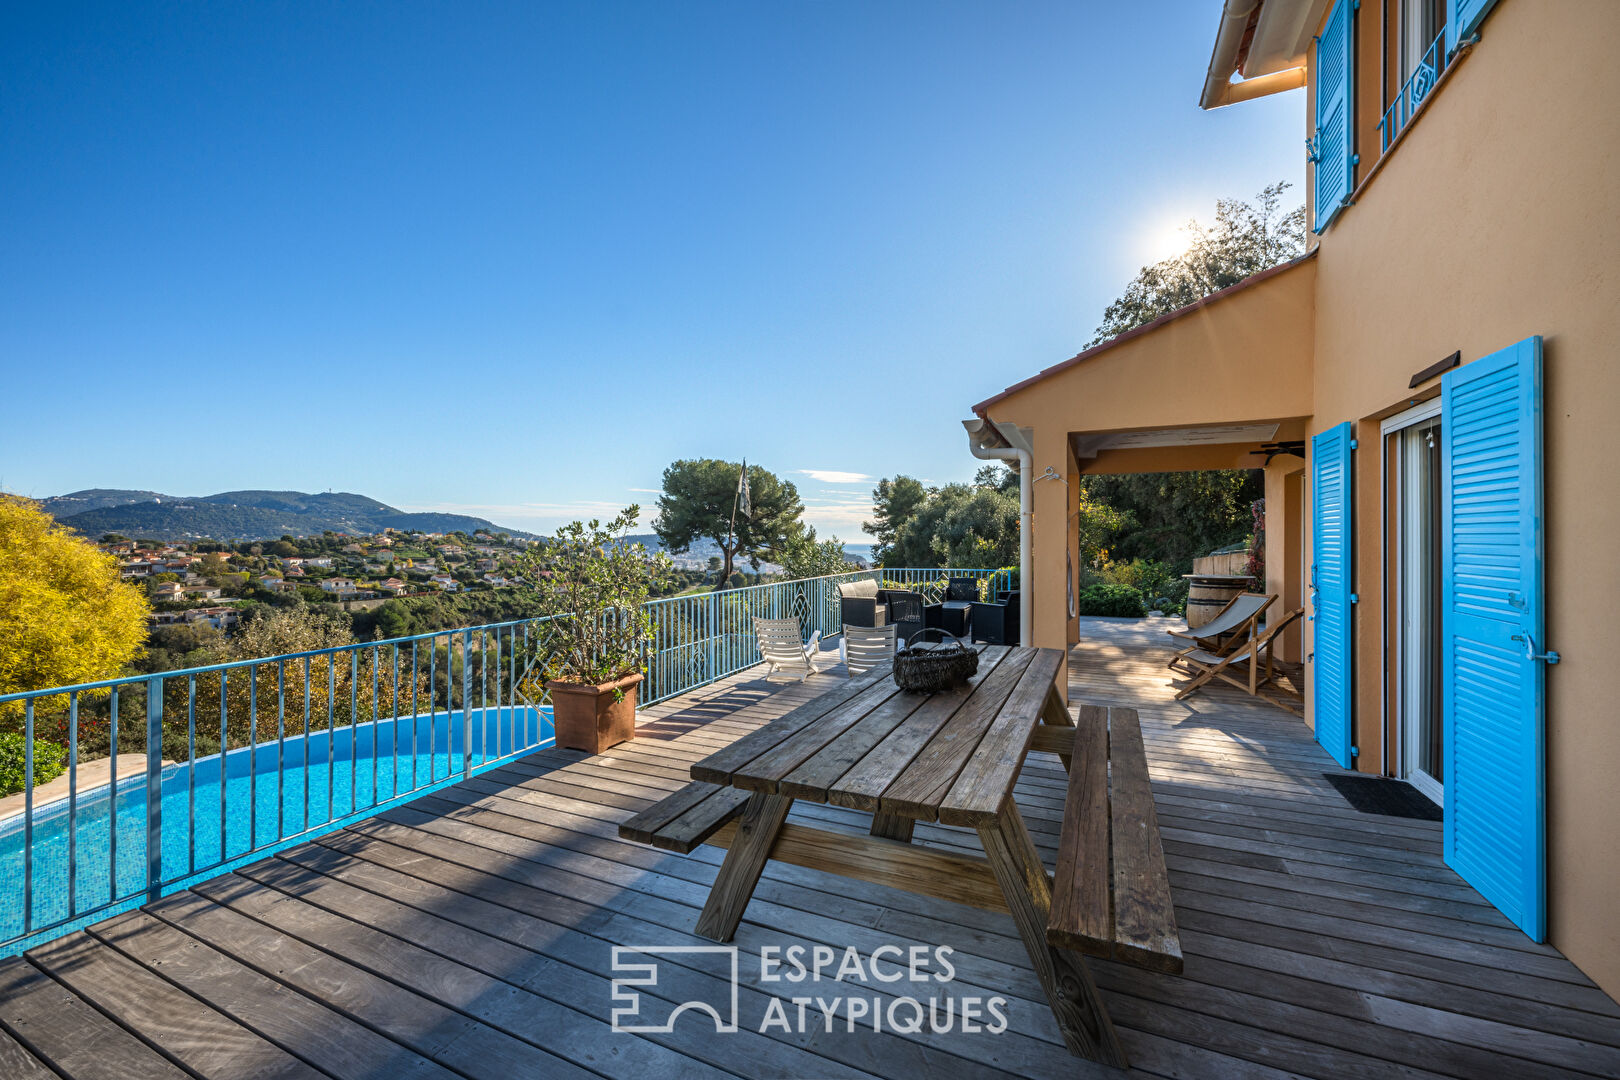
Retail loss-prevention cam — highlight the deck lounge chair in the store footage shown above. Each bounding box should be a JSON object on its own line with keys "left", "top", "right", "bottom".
{"left": 753, "top": 616, "right": 826, "bottom": 682}
{"left": 1173, "top": 608, "right": 1306, "bottom": 715}
{"left": 1166, "top": 592, "right": 1275, "bottom": 672}
{"left": 840, "top": 623, "right": 897, "bottom": 676}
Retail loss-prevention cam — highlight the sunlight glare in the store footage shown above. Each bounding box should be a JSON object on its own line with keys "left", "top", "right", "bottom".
{"left": 1136, "top": 214, "right": 1196, "bottom": 266}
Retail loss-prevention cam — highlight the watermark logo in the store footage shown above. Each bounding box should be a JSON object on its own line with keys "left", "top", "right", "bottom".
{"left": 610, "top": 945, "right": 739, "bottom": 1033}
{"left": 609, "top": 943, "right": 1007, "bottom": 1037}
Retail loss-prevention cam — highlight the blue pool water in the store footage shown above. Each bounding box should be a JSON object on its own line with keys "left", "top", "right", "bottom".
{"left": 0, "top": 704, "right": 552, "bottom": 947}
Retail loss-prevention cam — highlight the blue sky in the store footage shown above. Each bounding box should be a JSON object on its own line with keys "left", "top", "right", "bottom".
{"left": 0, "top": 1, "right": 1302, "bottom": 537}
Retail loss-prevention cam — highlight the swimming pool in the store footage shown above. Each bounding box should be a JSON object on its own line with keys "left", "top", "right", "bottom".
{"left": 0, "top": 703, "right": 553, "bottom": 949}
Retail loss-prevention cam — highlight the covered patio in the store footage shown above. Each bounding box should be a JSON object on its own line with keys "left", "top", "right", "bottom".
{"left": 968, "top": 251, "right": 1317, "bottom": 673}
{"left": 2, "top": 618, "right": 1614, "bottom": 1080}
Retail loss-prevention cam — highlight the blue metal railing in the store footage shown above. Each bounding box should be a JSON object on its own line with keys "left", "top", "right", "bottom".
{"left": 0, "top": 566, "right": 1011, "bottom": 952}
{"left": 638, "top": 567, "right": 1012, "bottom": 702}
{"left": 1379, "top": 31, "right": 1447, "bottom": 152}
{"left": 0, "top": 617, "right": 557, "bottom": 954}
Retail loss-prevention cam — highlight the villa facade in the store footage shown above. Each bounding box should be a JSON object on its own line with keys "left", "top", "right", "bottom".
{"left": 970, "top": 0, "right": 1620, "bottom": 997}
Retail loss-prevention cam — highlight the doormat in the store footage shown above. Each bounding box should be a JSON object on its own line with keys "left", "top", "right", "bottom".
{"left": 1323, "top": 774, "right": 1443, "bottom": 821}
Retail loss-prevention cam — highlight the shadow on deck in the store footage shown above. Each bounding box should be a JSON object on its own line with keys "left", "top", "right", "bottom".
{"left": 1, "top": 619, "right": 1616, "bottom": 1080}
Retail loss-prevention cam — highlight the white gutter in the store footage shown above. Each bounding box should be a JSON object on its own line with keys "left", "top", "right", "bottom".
{"left": 1199, "top": 0, "right": 1308, "bottom": 110}
{"left": 1201, "top": 0, "right": 1262, "bottom": 108}
{"left": 962, "top": 418, "right": 1033, "bottom": 646}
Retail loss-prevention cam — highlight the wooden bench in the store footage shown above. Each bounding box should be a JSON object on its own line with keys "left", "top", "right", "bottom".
{"left": 1034, "top": 703, "right": 1183, "bottom": 974}
{"left": 618, "top": 781, "right": 753, "bottom": 853}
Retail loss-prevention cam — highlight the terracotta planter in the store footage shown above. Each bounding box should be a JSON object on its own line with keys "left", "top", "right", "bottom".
{"left": 548, "top": 673, "right": 643, "bottom": 754}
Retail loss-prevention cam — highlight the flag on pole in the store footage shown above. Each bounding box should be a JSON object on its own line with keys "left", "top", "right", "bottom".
{"left": 736, "top": 459, "right": 751, "bottom": 518}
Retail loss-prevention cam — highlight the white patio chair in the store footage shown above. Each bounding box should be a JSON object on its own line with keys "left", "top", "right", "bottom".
{"left": 840, "top": 623, "right": 897, "bottom": 677}
{"left": 753, "top": 617, "right": 825, "bottom": 682}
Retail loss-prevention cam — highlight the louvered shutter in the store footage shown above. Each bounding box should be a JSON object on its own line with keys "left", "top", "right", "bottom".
{"left": 1441, "top": 336, "right": 1548, "bottom": 941}
{"left": 1312, "top": 0, "right": 1355, "bottom": 233}
{"left": 1311, "top": 421, "right": 1354, "bottom": 769}
{"left": 1447, "top": 0, "right": 1500, "bottom": 55}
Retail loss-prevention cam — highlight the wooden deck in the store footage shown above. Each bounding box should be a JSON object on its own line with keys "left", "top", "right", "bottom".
{"left": 3, "top": 617, "right": 1618, "bottom": 1079}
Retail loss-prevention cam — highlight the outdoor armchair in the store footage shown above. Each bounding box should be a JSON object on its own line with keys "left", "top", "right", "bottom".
{"left": 883, "top": 590, "right": 926, "bottom": 648}
{"left": 971, "top": 591, "right": 1020, "bottom": 646}
{"left": 836, "top": 578, "right": 888, "bottom": 628}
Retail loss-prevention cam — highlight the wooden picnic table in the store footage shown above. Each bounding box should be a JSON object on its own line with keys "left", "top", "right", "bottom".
{"left": 623, "top": 644, "right": 1131, "bottom": 1064}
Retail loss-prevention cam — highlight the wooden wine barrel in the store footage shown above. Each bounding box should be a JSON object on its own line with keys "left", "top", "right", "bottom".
{"left": 1183, "top": 574, "right": 1256, "bottom": 629}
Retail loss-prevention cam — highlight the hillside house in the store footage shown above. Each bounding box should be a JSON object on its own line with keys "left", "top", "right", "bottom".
{"left": 150, "top": 581, "right": 184, "bottom": 603}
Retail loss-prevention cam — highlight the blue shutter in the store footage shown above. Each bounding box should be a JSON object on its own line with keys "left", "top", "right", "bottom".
{"left": 1312, "top": 0, "right": 1355, "bottom": 233}
{"left": 1311, "top": 421, "right": 1354, "bottom": 769}
{"left": 1447, "top": 0, "right": 1500, "bottom": 55}
{"left": 1441, "top": 336, "right": 1548, "bottom": 941}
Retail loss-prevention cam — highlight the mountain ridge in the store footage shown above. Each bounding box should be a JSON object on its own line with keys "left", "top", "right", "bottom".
{"left": 32, "top": 488, "right": 535, "bottom": 542}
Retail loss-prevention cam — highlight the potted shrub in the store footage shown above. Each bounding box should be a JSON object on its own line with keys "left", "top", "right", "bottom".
{"left": 515, "top": 507, "right": 673, "bottom": 754}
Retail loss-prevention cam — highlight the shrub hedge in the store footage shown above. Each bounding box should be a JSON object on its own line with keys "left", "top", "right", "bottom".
{"left": 1076, "top": 583, "right": 1147, "bottom": 618}
{"left": 0, "top": 734, "right": 67, "bottom": 796}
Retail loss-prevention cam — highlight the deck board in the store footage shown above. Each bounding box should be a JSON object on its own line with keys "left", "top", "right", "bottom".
{"left": 3, "top": 617, "right": 1616, "bottom": 1080}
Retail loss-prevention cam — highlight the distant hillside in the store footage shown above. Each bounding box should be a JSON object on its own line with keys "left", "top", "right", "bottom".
{"left": 37, "top": 489, "right": 170, "bottom": 517}
{"left": 621, "top": 533, "right": 725, "bottom": 557}
{"left": 37, "top": 488, "right": 534, "bottom": 542}
{"left": 621, "top": 533, "right": 869, "bottom": 572}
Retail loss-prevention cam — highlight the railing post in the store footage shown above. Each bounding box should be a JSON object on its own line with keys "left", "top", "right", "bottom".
{"left": 462, "top": 629, "right": 473, "bottom": 779}
{"left": 707, "top": 589, "right": 719, "bottom": 687}
{"left": 145, "top": 676, "right": 163, "bottom": 905}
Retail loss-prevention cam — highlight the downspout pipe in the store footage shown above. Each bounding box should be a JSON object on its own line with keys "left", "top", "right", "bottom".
{"left": 962, "top": 418, "right": 1033, "bottom": 647}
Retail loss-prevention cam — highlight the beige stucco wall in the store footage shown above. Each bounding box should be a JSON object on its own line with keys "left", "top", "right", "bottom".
{"left": 1303, "top": 0, "right": 1620, "bottom": 995}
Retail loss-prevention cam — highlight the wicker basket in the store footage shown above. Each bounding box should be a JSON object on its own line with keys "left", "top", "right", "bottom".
{"left": 893, "top": 628, "right": 979, "bottom": 693}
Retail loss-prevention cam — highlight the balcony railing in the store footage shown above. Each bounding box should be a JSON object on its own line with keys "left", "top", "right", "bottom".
{"left": 1379, "top": 31, "right": 1448, "bottom": 152}
{"left": 0, "top": 566, "right": 1012, "bottom": 953}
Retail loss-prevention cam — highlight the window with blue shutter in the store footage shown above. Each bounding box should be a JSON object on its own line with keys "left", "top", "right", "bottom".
{"left": 1311, "top": 421, "right": 1354, "bottom": 769}
{"left": 1312, "top": 0, "right": 1355, "bottom": 233}
{"left": 1447, "top": 0, "right": 1500, "bottom": 55}
{"left": 1441, "top": 336, "right": 1548, "bottom": 941}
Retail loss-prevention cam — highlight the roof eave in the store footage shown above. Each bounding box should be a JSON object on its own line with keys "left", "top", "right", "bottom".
{"left": 1199, "top": 0, "right": 1321, "bottom": 109}
{"left": 972, "top": 250, "right": 1318, "bottom": 418}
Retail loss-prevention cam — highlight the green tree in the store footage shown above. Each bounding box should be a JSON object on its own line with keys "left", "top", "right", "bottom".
{"left": 513, "top": 507, "right": 673, "bottom": 685}
{"left": 1080, "top": 471, "right": 1260, "bottom": 568}
{"left": 0, "top": 496, "right": 149, "bottom": 724}
{"left": 653, "top": 460, "right": 805, "bottom": 591}
{"left": 1089, "top": 181, "right": 1305, "bottom": 347}
{"left": 888, "top": 483, "right": 1018, "bottom": 569}
{"left": 1078, "top": 182, "right": 1299, "bottom": 568}
{"left": 973, "top": 465, "right": 1018, "bottom": 494}
{"left": 139, "top": 623, "right": 226, "bottom": 673}
{"left": 196, "top": 552, "right": 233, "bottom": 584}
{"left": 863, "top": 476, "right": 928, "bottom": 564}
{"left": 778, "top": 527, "right": 855, "bottom": 580}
